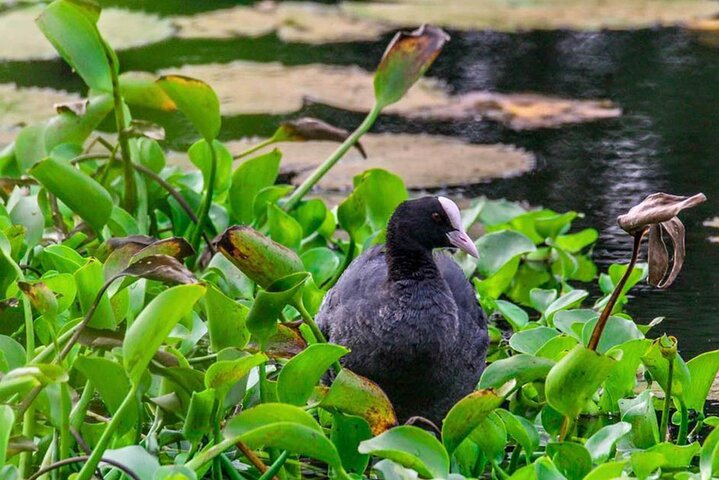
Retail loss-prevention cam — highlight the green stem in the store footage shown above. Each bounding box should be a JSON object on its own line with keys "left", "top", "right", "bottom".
{"left": 212, "top": 400, "right": 223, "bottom": 480}
{"left": 588, "top": 229, "right": 646, "bottom": 351}
{"left": 283, "top": 103, "right": 382, "bottom": 212}
{"left": 191, "top": 141, "right": 217, "bottom": 255}
{"left": 185, "top": 437, "right": 237, "bottom": 471}
{"left": 259, "top": 363, "right": 269, "bottom": 403}
{"left": 104, "top": 42, "right": 137, "bottom": 212}
{"left": 75, "top": 385, "right": 139, "bottom": 480}
{"left": 296, "top": 302, "right": 341, "bottom": 374}
{"left": 258, "top": 451, "right": 289, "bottom": 480}
{"left": 19, "top": 293, "right": 34, "bottom": 477}
{"left": 660, "top": 357, "right": 674, "bottom": 441}
{"left": 220, "top": 454, "right": 245, "bottom": 480}
{"left": 233, "top": 138, "right": 277, "bottom": 160}
{"left": 70, "top": 380, "right": 94, "bottom": 432}
{"left": 678, "top": 401, "right": 689, "bottom": 445}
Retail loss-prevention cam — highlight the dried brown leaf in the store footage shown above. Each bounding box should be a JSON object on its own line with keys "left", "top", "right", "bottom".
{"left": 121, "top": 254, "right": 197, "bottom": 285}
{"left": 276, "top": 117, "right": 366, "bottom": 158}
{"left": 617, "top": 192, "right": 706, "bottom": 234}
{"left": 647, "top": 224, "right": 668, "bottom": 287}
{"left": 656, "top": 217, "right": 687, "bottom": 289}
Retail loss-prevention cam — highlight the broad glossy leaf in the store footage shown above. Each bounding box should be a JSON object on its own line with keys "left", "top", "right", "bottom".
{"left": 104, "top": 446, "right": 160, "bottom": 480}
{"left": 701, "top": 425, "right": 719, "bottom": 480}
{"left": 686, "top": 350, "right": 719, "bottom": 412}
{"left": 332, "top": 413, "right": 372, "bottom": 474}
{"left": 277, "top": 343, "right": 348, "bottom": 406}
{"left": 0, "top": 336, "right": 24, "bottom": 373}
{"left": 495, "top": 300, "right": 528, "bottom": 331}
{"left": 509, "top": 327, "right": 559, "bottom": 355}
{"left": 229, "top": 149, "right": 281, "bottom": 224}
{"left": 496, "top": 409, "right": 539, "bottom": 457}
{"left": 545, "top": 345, "right": 615, "bottom": 418}
{"left": 619, "top": 391, "right": 659, "bottom": 449}
{"left": 529, "top": 288, "right": 558, "bottom": 314}
{"left": 641, "top": 339, "right": 690, "bottom": 402}
{"left": 36, "top": 0, "right": 111, "bottom": 92}
{"left": 154, "top": 466, "right": 197, "bottom": 480}
{"left": 374, "top": 25, "right": 449, "bottom": 108}
{"left": 183, "top": 388, "right": 215, "bottom": 444}
{"left": 554, "top": 228, "right": 598, "bottom": 253}
{"left": 224, "top": 403, "right": 342, "bottom": 468}
{"left": 547, "top": 442, "right": 591, "bottom": 480}
{"left": 157, "top": 75, "right": 220, "bottom": 141}
{"left": 245, "top": 272, "right": 308, "bottom": 347}
{"left": 123, "top": 284, "right": 205, "bottom": 386}
{"left": 75, "top": 258, "right": 116, "bottom": 329}
{"left": 359, "top": 425, "right": 449, "bottom": 478}
{"left": 554, "top": 309, "right": 597, "bottom": 340}
{"left": 544, "top": 290, "right": 588, "bottom": 325}
{"left": 476, "top": 230, "right": 535, "bottom": 277}
{"left": 268, "top": 203, "right": 303, "bottom": 250}
{"left": 584, "top": 421, "right": 631, "bottom": 463}
{"left": 631, "top": 442, "right": 700, "bottom": 479}
{"left": 581, "top": 316, "right": 644, "bottom": 354}
{"left": 0, "top": 405, "right": 13, "bottom": 466}
{"left": 188, "top": 139, "right": 232, "bottom": 193}
{"left": 204, "top": 284, "right": 250, "bottom": 352}
{"left": 584, "top": 461, "right": 627, "bottom": 480}
{"left": 320, "top": 368, "right": 397, "bottom": 435}
{"left": 468, "top": 411, "right": 507, "bottom": 463}
{"left": 204, "top": 353, "right": 266, "bottom": 397}
{"left": 302, "top": 247, "right": 340, "bottom": 286}
{"left": 0, "top": 365, "right": 67, "bottom": 402}
{"left": 119, "top": 71, "right": 176, "bottom": 111}
{"left": 441, "top": 389, "right": 503, "bottom": 455}
{"left": 602, "top": 339, "right": 651, "bottom": 412}
{"left": 218, "top": 226, "right": 304, "bottom": 289}
{"left": 478, "top": 354, "right": 554, "bottom": 389}
{"left": 30, "top": 158, "right": 113, "bottom": 232}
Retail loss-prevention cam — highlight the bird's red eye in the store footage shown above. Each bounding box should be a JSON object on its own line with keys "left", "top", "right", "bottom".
{"left": 431, "top": 212, "right": 442, "bottom": 223}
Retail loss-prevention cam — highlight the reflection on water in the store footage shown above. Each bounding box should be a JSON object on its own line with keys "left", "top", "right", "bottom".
{"left": 0, "top": 22, "right": 717, "bottom": 355}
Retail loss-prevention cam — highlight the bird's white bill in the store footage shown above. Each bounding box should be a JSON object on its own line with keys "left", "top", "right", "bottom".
{"left": 447, "top": 229, "right": 479, "bottom": 258}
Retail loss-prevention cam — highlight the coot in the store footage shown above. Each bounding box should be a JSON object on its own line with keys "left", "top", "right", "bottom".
{"left": 317, "top": 196, "right": 488, "bottom": 422}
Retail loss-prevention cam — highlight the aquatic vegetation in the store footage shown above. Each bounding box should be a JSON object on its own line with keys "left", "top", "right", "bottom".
{"left": 0, "top": 2, "right": 717, "bottom": 479}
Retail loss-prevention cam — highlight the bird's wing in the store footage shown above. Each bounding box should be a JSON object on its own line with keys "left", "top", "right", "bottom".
{"left": 316, "top": 245, "right": 388, "bottom": 338}
{"left": 435, "top": 252, "right": 487, "bottom": 331}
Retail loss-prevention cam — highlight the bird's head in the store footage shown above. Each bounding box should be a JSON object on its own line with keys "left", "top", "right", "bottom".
{"left": 387, "top": 196, "right": 479, "bottom": 258}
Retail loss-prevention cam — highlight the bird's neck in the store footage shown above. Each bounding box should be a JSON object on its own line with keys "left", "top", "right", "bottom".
{"left": 385, "top": 240, "right": 440, "bottom": 282}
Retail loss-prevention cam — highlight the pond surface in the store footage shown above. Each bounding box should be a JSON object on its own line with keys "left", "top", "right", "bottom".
{"left": 1, "top": 6, "right": 718, "bottom": 356}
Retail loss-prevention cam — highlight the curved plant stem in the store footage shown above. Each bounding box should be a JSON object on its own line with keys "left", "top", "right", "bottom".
{"left": 27, "top": 455, "right": 140, "bottom": 480}
{"left": 296, "top": 302, "right": 341, "bottom": 374}
{"left": 236, "top": 441, "right": 277, "bottom": 480}
{"left": 259, "top": 451, "right": 290, "bottom": 480}
{"left": 678, "top": 401, "right": 689, "bottom": 445}
{"left": 660, "top": 357, "right": 674, "bottom": 441}
{"left": 191, "top": 141, "right": 217, "bottom": 255}
{"left": 587, "top": 228, "right": 647, "bottom": 351}
{"left": 220, "top": 454, "right": 246, "bottom": 480}
{"left": 233, "top": 138, "right": 277, "bottom": 160}
{"left": 104, "top": 42, "right": 137, "bottom": 212}
{"left": 283, "top": 103, "right": 382, "bottom": 211}
{"left": 558, "top": 416, "right": 572, "bottom": 442}
{"left": 19, "top": 283, "right": 34, "bottom": 477}
{"left": 75, "top": 385, "right": 139, "bottom": 480}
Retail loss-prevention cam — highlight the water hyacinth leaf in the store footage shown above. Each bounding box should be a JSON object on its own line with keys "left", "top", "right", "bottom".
{"left": 496, "top": 409, "right": 539, "bottom": 457}
{"left": 248, "top": 323, "right": 307, "bottom": 360}
{"left": 554, "top": 228, "right": 599, "bottom": 253}
{"left": 154, "top": 465, "right": 197, "bottom": 480}
{"left": 0, "top": 365, "right": 67, "bottom": 401}
{"left": 292, "top": 199, "right": 330, "bottom": 237}
{"left": 640, "top": 339, "right": 690, "bottom": 402}
{"left": 302, "top": 247, "right": 340, "bottom": 286}
{"left": 631, "top": 442, "right": 700, "bottom": 479}
{"left": 469, "top": 411, "right": 507, "bottom": 463}
{"left": 229, "top": 149, "right": 281, "bottom": 224}
{"left": 545, "top": 345, "right": 616, "bottom": 419}
{"left": 74, "top": 258, "right": 116, "bottom": 329}
{"left": 157, "top": 75, "right": 220, "bottom": 141}
{"left": 0, "top": 405, "right": 13, "bottom": 466}
{"left": 546, "top": 442, "right": 592, "bottom": 480}
{"left": 320, "top": 368, "right": 397, "bottom": 435}
{"left": 700, "top": 425, "right": 719, "bottom": 480}
{"left": 619, "top": 391, "right": 660, "bottom": 449}
{"left": 30, "top": 158, "right": 112, "bottom": 232}
{"left": 103, "top": 446, "right": 159, "bottom": 480}
{"left": 554, "top": 309, "right": 597, "bottom": 340}
{"left": 359, "top": 425, "right": 449, "bottom": 479}
{"left": 183, "top": 388, "right": 215, "bottom": 444}
{"left": 18, "top": 281, "right": 57, "bottom": 317}
{"left": 188, "top": 139, "right": 232, "bottom": 193}
{"left": 36, "top": 0, "right": 112, "bottom": 92}
{"left": 535, "top": 335, "right": 579, "bottom": 361}
{"left": 132, "top": 237, "right": 194, "bottom": 263}
{"left": 685, "top": 350, "right": 719, "bottom": 412}
{"left": 0, "top": 336, "right": 25, "bottom": 373}
{"left": 224, "top": 403, "right": 342, "bottom": 468}
{"left": 121, "top": 255, "right": 197, "bottom": 285}
{"left": 617, "top": 192, "right": 706, "bottom": 235}
{"left": 581, "top": 316, "right": 644, "bottom": 354}
{"left": 441, "top": 389, "right": 504, "bottom": 454}
{"left": 277, "top": 343, "right": 348, "bottom": 405}
{"left": 332, "top": 413, "right": 372, "bottom": 474}
{"left": 584, "top": 461, "right": 627, "bottom": 480}
{"left": 217, "top": 226, "right": 304, "bottom": 288}
{"left": 374, "top": 25, "right": 449, "bottom": 108}
{"left": 268, "top": 203, "right": 303, "bottom": 250}
{"left": 478, "top": 354, "right": 554, "bottom": 389}
{"left": 246, "top": 272, "right": 308, "bottom": 347}
{"left": 476, "top": 230, "right": 536, "bottom": 277}
{"left": 544, "top": 289, "right": 588, "bottom": 325}
{"left": 602, "top": 339, "right": 651, "bottom": 411}
{"left": 119, "top": 71, "right": 176, "bottom": 111}
{"left": 495, "top": 300, "right": 528, "bottom": 331}
{"left": 584, "top": 421, "right": 632, "bottom": 463}
{"left": 204, "top": 353, "right": 267, "bottom": 398}
{"left": 204, "top": 284, "right": 250, "bottom": 352}
{"left": 123, "top": 284, "right": 205, "bottom": 386}
{"left": 509, "top": 327, "right": 559, "bottom": 355}
{"left": 529, "top": 288, "right": 558, "bottom": 314}
{"left": 274, "top": 117, "right": 367, "bottom": 157}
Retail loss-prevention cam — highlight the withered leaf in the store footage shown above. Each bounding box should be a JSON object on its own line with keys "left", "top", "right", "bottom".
{"left": 374, "top": 24, "right": 449, "bottom": 108}
{"left": 245, "top": 323, "right": 307, "bottom": 359}
{"left": 54, "top": 99, "right": 88, "bottom": 116}
{"left": 121, "top": 254, "right": 197, "bottom": 285}
{"left": 124, "top": 119, "right": 166, "bottom": 141}
{"left": 653, "top": 217, "right": 686, "bottom": 289}
{"left": 618, "top": 192, "right": 706, "bottom": 234}
{"left": 275, "top": 117, "right": 366, "bottom": 158}
{"left": 131, "top": 237, "right": 195, "bottom": 262}
{"left": 648, "top": 224, "right": 669, "bottom": 287}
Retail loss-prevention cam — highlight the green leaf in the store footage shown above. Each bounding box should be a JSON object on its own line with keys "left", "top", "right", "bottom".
{"left": 119, "top": 71, "right": 176, "bottom": 112}
{"left": 619, "top": 391, "right": 659, "bottom": 449}
{"left": 154, "top": 465, "right": 197, "bottom": 480}
{"left": 584, "top": 421, "right": 631, "bottom": 463}
{"left": 496, "top": 409, "right": 539, "bottom": 457}
{"left": 641, "top": 340, "right": 690, "bottom": 402}
{"left": 581, "top": 315, "right": 644, "bottom": 354}
{"left": 374, "top": 25, "right": 449, "bottom": 108}
{"left": 204, "top": 284, "right": 250, "bottom": 352}
{"left": 74, "top": 258, "right": 116, "bottom": 329}
{"left": 441, "top": 389, "right": 503, "bottom": 455}
{"left": 204, "top": 353, "right": 267, "bottom": 398}
{"left": 268, "top": 203, "right": 303, "bottom": 250}
{"left": 0, "top": 365, "right": 67, "bottom": 402}
{"left": 104, "top": 446, "right": 159, "bottom": 480}
{"left": 245, "top": 272, "right": 308, "bottom": 347}
{"left": 332, "top": 413, "right": 372, "bottom": 474}
{"left": 547, "top": 442, "right": 591, "bottom": 480}
{"left": 183, "top": 389, "right": 215, "bottom": 444}
{"left": 320, "top": 368, "right": 397, "bottom": 436}
{"left": 545, "top": 345, "right": 615, "bottom": 419}
{"left": 123, "top": 284, "right": 205, "bottom": 386}
{"left": 529, "top": 288, "right": 558, "bottom": 314}
{"left": 0, "top": 405, "right": 14, "bottom": 466}
{"left": 0, "top": 335, "right": 25, "bottom": 373}
{"left": 495, "top": 300, "right": 528, "bottom": 331}
{"left": 188, "top": 139, "right": 232, "bottom": 194}
{"left": 469, "top": 411, "right": 507, "bottom": 463}
{"left": 359, "top": 425, "right": 449, "bottom": 478}
{"left": 30, "top": 158, "right": 113, "bottom": 232}
{"left": 292, "top": 199, "right": 330, "bottom": 237}
{"left": 554, "top": 309, "right": 597, "bottom": 340}
{"left": 224, "top": 403, "right": 342, "bottom": 468}
{"left": 302, "top": 248, "right": 340, "bottom": 286}
{"left": 583, "top": 461, "right": 627, "bottom": 480}
{"left": 509, "top": 327, "right": 559, "bottom": 355}
{"left": 277, "top": 343, "right": 348, "bottom": 406}
{"left": 476, "top": 230, "right": 536, "bottom": 277}
{"left": 685, "top": 350, "right": 719, "bottom": 412}
{"left": 701, "top": 424, "right": 719, "bottom": 480}
{"left": 602, "top": 339, "right": 651, "bottom": 412}
{"left": 544, "top": 290, "right": 588, "bottom": 325}
{"left": 632, "top": 443, "right": 700, "bottom": 479}
{"left": 157, "top": 75, "right": 220, "bottom": 141}
{"left": 218, "top": 226, "right": 304, "bottom": 289}
{"left": 554, "top": 228, "right": 598, "bottom": 253}
{"left": 36, "top": 0, "right": 112, "bottom": 92}
{"left": 229, "top": 149, "right": 281, "bottom": 224}
{"left": 478, "top": 354, "right": 554, "bottom": 389}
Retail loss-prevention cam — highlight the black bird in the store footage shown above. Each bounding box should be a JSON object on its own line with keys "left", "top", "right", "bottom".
{"left": 317, "top": 196, "right": 489, "bottom": 423}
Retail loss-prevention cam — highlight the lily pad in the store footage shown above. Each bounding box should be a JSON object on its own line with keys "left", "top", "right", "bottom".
{"left": 175, "top": 1, "right": 392, "bottom": 44}
{"left": 344, "top": 0, "right": 719, "bottom": 32}
{"left": 0, "top": 6, "right": 174, "bottom": 60}
{"left": 170, "top": 134, "right": 533, "bottom": 190}
{"left": 0, "top": 83, "right": 80, "bottom": 129}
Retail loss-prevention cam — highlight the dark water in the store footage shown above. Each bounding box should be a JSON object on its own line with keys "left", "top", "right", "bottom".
{"left": 3, "top": 17, "right": 718, "bottom": 356}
